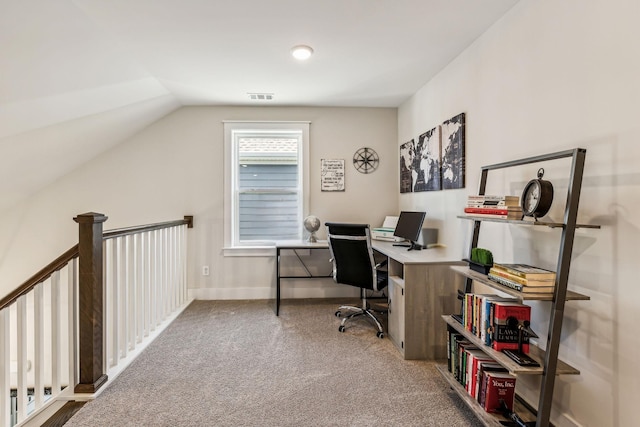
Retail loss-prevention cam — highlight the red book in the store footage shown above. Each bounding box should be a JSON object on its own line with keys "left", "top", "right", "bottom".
{"left": 464, "top": 207, "right": 512, "bottom": 215}
{"left": 466, "top": 351, "right": 494, "bottom": 398}
{"left": 491, "top": 302, "right": 531, "bottom": 353}
{"left": 481, "top": 371, "right": 516, "bottom": 413}
{"left": 475, "top": 362, "right": 506, "bottom": 403}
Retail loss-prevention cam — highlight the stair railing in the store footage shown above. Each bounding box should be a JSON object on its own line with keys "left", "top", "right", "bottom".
{"left": 0, "top": 213, "right": 193, "bottom": 426}
{"left": 102, "top": 215, "right": 193, "bottom": 384}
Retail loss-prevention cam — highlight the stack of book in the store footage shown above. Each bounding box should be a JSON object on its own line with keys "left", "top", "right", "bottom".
{"left": 447, "top": 330, "right": 517, "bottom": 413}
{"left": 488, "top": 263, "right": 556, "bottom": 294}
{"left": 464, "top": 195, "right": 523, "bottom": 219}
{"left": 461, "top": 293, "right": 532, "bottom": 351}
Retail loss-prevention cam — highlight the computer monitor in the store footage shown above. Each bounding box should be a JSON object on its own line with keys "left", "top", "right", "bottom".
{"left": 393, "top": 211, "right": 426, "bottom": 250}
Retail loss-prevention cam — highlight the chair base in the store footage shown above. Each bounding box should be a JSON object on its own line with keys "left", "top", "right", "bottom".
{"left": 335, "top": 304, "right": 385, "bottom": 338}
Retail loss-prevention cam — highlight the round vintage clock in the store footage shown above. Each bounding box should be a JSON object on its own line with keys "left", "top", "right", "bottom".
{"left": 352, "top": 147, "right": 379, "bottom": 174}
{"left": 521, "top": 168, "right": 554, "bottom": 219}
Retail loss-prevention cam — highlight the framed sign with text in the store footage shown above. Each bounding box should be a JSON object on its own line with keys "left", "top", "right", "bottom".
{"left": 321, "top": 159, "right": 345, "bottom": 191}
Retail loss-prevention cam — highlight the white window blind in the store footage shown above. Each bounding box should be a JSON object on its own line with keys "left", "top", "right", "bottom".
{"left": 237, "top": 137, "right": 300, "bottom": 241}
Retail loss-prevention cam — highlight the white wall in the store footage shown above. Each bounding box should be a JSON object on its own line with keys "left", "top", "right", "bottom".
{"left": 0, "top": 106, "right": 398, "bottom": 301}
{"left": 398, "top": 1, "right": 639, "bottom": 426}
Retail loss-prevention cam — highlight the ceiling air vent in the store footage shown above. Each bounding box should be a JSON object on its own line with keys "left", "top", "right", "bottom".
{"left": 248, "top": 93, "right": 274, "bottom": 101}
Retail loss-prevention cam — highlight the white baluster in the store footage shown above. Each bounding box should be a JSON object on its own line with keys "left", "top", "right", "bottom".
{"left": 0, "top": 309, "right": 10, "bottom": 427}
{"left": 16, "top": 295, "right": 28, "bottom": 422}
{"left": 166, "top": 227, "right": 171, "bottom": 312}
{"left": 168, "top": 226, "right": 175, "bottom": 311}
{"left": 157, "top": 228, "right": 162, "bottom": 321}
{"left": 34, "top": 284, "right": 45, "bottom": 408}
{"left": 103, "top": 240, "right": 110, "bottom": 367}
{"left": 182, "top": 224, "right": 188, "bottom": 303}
{"left": 174, "top": 226, "right": 180, "bottom": 308}
{"left": 165, "top": 227, "right": 172, "bottom": 312}
{"left": 68, "top": 258, "right": 78, "bottom": 390}
{"left": 119, "top": 237, "right": 128, "bottom": 359}
{"left": 108, "top": 239, "right": 118, "bottom": 368}
{"left": 136, "top": 233, "right": 143, "bottom": 344}
{"left": 127, "top": 234, "right": 136, "bottom": 350}
{"left": 51, "top": 270, "right": 61, "bottom": 394}
{"left": 174, "top": 226, "right": 180, "bottom": 307}
{"left": 144, "top": 231, "right": 151, "bottom": 338}
{"left": 150, "top": 230, "right": 158, "bottom": 332}
{"left": 174, "top": 227, "right": 179, "bottom": 305}
{"left": 163, "top": 228, "right": 169, "bottom": 320}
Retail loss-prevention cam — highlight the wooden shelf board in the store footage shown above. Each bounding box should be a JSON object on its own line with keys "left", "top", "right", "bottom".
{"left": 436, "top": 364, "right": 537, "bottom": 427}
{"left": 389, "top": 275, "right": 405, "bottom": 287}
{"left": 451, "top": 266, "right": 590, "bottom": 301}
{"left": 442, "top": 315, "right": 580, "bottom": 375}
{"left": 457, "top": 215, "right": 600, "bottom": 229}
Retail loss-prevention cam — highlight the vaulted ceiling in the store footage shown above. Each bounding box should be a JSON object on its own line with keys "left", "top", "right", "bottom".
{"left": 0, "top": 0, "right": 519, "bottom": 212}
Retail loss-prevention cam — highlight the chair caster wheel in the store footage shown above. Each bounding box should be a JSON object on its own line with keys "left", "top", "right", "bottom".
{"left": 338, "top": 325, "right": 346, "bottom": 333}
{"left": 376, "top": 331, "right": 384, "bottom": 339}
{"left": 335, "top": 310, "right": 341, "bottom": 317}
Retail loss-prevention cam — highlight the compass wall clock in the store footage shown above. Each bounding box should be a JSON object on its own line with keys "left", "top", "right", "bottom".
{"left": 352, "top": 147, "right": 379, "bottom": 174}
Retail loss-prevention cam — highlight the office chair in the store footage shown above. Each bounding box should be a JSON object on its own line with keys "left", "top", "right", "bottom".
{"left": 325, "top": 222, "right": 388, "bottom": 338}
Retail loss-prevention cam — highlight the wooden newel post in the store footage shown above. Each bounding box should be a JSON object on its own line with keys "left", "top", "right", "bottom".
{"left": 73, "top": 212, "right": 109, "bottom": 393}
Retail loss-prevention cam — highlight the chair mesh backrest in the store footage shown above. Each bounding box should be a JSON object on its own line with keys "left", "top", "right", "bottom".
{"left": 325, "top": 223, "right": 377, "bottom": 290}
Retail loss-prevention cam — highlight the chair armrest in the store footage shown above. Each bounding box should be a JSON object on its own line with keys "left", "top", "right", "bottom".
{"left": 375, "top": 259, "right": 388, "bottom": 269}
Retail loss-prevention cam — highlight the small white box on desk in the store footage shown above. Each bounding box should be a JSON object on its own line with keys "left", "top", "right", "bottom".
{"left": 372, "top": 228, "right": 404, "bottom": 242}
{"left": 372, "top": 216, "right": 403, "bottom": 241}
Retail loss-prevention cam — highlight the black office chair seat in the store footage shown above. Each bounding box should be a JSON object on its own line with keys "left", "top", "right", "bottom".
{"left": 326, "top": 222, "right": 388, "bottom": 338}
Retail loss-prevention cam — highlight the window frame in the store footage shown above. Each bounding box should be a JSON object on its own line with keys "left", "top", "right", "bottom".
{"left": 223, "top": 121, "right": 310, "bottom": 256}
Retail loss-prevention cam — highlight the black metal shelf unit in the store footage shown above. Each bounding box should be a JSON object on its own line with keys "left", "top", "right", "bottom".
{"left": 445, "top": 148, "right": 599, "bottom": 427}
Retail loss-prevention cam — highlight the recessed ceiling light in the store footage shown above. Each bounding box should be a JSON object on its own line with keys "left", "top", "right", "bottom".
{"left": 291, "top": 45, "right": 314, "bottom": 61}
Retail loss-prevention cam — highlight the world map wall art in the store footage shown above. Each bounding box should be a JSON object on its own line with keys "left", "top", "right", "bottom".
{"left": 400, "top": 112, "right": 465, "bottom": 193}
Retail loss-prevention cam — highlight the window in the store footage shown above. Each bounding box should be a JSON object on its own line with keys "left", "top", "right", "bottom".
{"left": 224, "top": 122, "right": 310, "bottom": 252}
{"left": 237, "top": 136, "right": 299, "bottom": 241}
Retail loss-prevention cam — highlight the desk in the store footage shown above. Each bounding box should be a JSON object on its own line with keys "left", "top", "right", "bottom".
{"left": 275, "top": 240, "right": 331, "bottom": 316}
{"left": 371, "top": 241, "right": 464, "bottom": 360}
{"left": 274, "top": 239, "right": 463, "bottom": 360}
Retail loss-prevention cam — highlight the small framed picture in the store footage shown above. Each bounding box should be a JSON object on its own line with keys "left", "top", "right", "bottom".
{"left": 321, "top": 159, "right": 345, "bottom": 191}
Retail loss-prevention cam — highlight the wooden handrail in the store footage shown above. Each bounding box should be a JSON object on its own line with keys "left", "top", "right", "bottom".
{"left": 0, "top": 245, "right": 79, "bottom": 311}
{"left": 0, "top": 215, "right": 193, "bottom": 311}
{"left": 102, "top": 216, "right": 193, "bottom": 240}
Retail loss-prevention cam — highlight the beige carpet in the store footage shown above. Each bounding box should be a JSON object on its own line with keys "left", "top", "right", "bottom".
{"left": 65, "top": 299, "right": 481, "bottom": 426}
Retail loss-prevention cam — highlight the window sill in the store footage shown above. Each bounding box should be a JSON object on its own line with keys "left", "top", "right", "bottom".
{"left": 223, "top": 245, "right": 277, "bottom": 257}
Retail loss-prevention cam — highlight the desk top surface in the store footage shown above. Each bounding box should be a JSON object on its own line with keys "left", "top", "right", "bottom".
{"left": 274, "top": 239, "right": 459, "bottom": 264}
{"left": 371, "top": 240, "right": 461, "bottom": 265}
{"left": 275, "top": 240, "right": 329, "bottom": 249}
